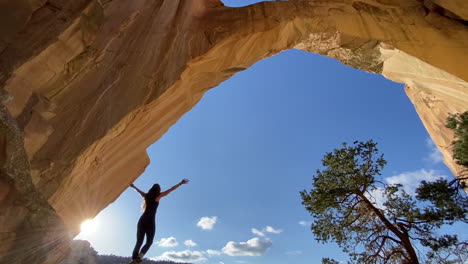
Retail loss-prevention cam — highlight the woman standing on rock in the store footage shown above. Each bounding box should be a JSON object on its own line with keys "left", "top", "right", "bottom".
{"left": 128, "top": 179, "right": 189, "bottom": 263}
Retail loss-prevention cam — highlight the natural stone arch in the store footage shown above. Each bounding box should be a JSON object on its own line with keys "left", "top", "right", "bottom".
{"left": 0, "top": 0, "right": 467, "bottom": 263}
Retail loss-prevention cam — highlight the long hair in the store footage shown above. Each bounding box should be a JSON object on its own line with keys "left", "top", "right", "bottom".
{"left": 142, "top": 184, "right": 161, "bottom": 211}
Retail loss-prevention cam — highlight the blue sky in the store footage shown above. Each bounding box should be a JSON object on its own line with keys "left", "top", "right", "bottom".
{"left": 74, "top": 2, "right": 463, "bottom": 263}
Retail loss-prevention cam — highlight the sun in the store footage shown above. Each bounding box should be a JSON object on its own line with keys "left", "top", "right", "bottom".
{"left": 80, "top": 218, "right": 99, "bottom": 235}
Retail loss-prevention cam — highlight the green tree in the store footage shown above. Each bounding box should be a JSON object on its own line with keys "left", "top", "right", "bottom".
{"left": 301, "top": 140, "right": 467, "bottom": 264}
{"left": 446, "top": 111, "right": 468, "bottom": 167}
{"left": 322, "top": 258, "right": 340, "bottom": 264}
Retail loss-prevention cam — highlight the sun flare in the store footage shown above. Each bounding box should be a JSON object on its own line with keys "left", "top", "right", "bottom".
{"left": 80, "top": 218, "right": 99, "bottom": 235}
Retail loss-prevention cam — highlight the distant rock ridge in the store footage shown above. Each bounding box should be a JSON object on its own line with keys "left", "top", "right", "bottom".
{"left": 0, "top": 0, "right": 467, "bottom": 263}
{"left": 60, "top": 240, "right": 190, "bottom": 264}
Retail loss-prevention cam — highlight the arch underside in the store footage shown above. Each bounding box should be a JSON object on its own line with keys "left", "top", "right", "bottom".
{"left": 0, "top": 0, "right": 467, "bottom": 262}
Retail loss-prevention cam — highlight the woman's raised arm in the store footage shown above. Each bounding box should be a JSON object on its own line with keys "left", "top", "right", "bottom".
{"left": 157, "top": 179, "right": 189, "bottom": 200}
{"left": 130, "top": 183, "right": 146, "bottom": 197}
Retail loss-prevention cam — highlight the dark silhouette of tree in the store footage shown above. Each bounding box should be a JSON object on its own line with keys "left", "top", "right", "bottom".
{"left": 322, "top": 258, "right": 340, "bottom": 264}
{"left": 300, "top": 140, "right": 468, "bottom": 264}
{"left": 97, "top": 254, "right": 190, "bottom": 264}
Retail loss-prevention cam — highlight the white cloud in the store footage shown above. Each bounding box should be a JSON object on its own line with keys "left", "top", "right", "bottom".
{"left": 158, "top": 237, "right": 178, "bottom": 247}
{"left": 251, "top": 228, "right": 265, "bottom": 237}
{"left": 197, "top": 216, "right": 217, "bottom": 230}
{"left": 251, "top": 226, "right": 282, "bottom": 237}
{"left": 365, "top": 187, "right": 387, "bottom": 210}
{"left": 152, "top": 250, "right": 207, "bottom": 262}
{"left": 286, "top": 250, "right": 302, "bottom": 255}
{"left": 425, "top": 138, "right": 444, "bottom": 164}
{"left": 385, "top": 169, "right": 447, "bottom": 195}
{"left": 265, "top": 226, "right": 282, "bottom": 234}
{"left": 222, "top": 237, "right": 272, "bottom": 256}
{"left": 206, "top": 249, "right": 222, "bottom": 255}
{"left": 299, "top": 221, "right": 311, "bottom": 227}
{"left": 184, "top": 240, "right": 197, "bottom": 247}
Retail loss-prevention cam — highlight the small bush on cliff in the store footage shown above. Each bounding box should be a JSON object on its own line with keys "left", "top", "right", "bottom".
{"left": 446, "top": 111, "right": 468, "bottom": 167}
{"left": 300, "top": 140, "right": 468, "bottom": 264}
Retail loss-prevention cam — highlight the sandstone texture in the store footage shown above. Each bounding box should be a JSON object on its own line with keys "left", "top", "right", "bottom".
{"left": 0, "top": 0, "right": 467, "bottom": 263}
{"left": 59, "top": 240, "right": 98, "bottom": 264}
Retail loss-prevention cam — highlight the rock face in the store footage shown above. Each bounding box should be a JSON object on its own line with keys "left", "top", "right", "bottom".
{"left": 0, "top": 0, "right": 466, "bottom": 263}
{"left": 60, "top": 240, "right": 98, "bottom": 264}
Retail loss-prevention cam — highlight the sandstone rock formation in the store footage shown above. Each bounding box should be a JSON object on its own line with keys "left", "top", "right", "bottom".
{"left": 60, "top": 240, "right": 98, "bottom": 264}
{"left": 0, "top": 0, "right": 467, "bottom": 263}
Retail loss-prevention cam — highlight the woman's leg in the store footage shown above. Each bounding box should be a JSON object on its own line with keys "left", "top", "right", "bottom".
{"left": 139, "top": 224, "right": 156, "bottom": 256}
{"left": 132, "top": 220, "right": 145, "bottom": 259}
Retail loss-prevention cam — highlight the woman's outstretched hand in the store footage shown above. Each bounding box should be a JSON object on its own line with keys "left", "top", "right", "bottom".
{"left": 129, "top": 183, "right": 135, "bottom": 188}
{"left": 180, "top": 179, "right": 189, "bottom": 185}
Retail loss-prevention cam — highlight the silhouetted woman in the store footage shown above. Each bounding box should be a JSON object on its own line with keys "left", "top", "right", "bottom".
{"left": 129, "top": 179, "right": 189, "bottom": 263}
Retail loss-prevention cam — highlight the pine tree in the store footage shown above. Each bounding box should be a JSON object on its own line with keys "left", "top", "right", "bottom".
{"left": 300, "top": 140, "right": 468, "bottom": 264}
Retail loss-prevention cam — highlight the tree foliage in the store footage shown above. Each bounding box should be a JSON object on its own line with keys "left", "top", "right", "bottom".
{"left": 322, "top": 257, "right": 341, "bottom": 264}
{"left": 446, "top": 111, "right": 468, "bottom": 167}
{"left": 301, "top": 140, "right": 468, "bottom": 264}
